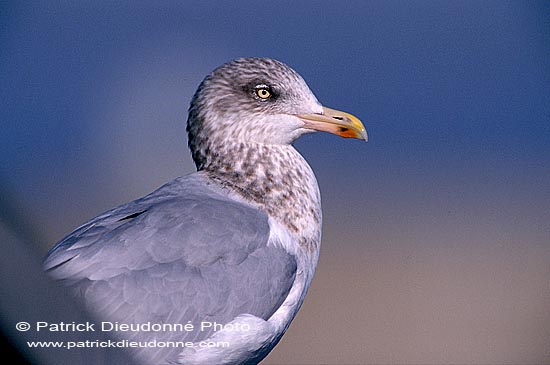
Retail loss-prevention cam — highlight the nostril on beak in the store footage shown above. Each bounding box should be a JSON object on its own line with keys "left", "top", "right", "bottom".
{"left": 332, "top": 116, "right": 344, "bottom": 121}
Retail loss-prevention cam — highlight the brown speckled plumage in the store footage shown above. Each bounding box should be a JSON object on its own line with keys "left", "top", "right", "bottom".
{"left": 203, "top": 142, "right": 322, "bottom": 252}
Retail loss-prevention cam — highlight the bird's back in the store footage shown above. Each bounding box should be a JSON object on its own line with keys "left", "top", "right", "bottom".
{"left": 44, "top": 173, "right": 298, "bottom": 363}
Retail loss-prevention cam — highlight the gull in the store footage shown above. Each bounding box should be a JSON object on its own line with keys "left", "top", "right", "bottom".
{"left": 44, "top": 58, "right": 367, "bottom": 364}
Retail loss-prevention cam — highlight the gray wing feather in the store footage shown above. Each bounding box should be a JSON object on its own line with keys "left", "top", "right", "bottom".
{"left": 44, "top": 174, "right": 296, "bottom": 355}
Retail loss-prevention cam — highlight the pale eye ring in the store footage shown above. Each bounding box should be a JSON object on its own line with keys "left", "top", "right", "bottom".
{"left": 254, "top": 85, "right": 272, "bottom": 100}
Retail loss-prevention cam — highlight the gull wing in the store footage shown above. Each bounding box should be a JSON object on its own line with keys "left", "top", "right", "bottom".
{"left": 44, "top": 174, "right": 297, "bottom": 362}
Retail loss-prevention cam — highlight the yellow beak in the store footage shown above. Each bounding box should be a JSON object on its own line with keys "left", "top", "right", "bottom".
{"left": 296, "top": 106, "right": 368, "bottom": 141}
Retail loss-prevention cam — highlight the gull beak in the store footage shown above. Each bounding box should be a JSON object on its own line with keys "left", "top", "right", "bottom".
{"left": 296, "top": 106, "right": 368, "bottom": 141}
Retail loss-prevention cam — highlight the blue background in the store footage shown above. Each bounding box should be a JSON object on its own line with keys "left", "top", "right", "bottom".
{"left": 1, "top": 1, "right": 549, "bottom": 363}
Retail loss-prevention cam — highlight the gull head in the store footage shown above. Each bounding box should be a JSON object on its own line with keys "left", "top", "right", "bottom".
{"left": 187, "top": 58, "right": 367, "bottom": 169}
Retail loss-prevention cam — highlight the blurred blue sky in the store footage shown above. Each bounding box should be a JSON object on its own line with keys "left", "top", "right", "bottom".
{"left": 1, "top": 1, "right": 550, "bottom": 363}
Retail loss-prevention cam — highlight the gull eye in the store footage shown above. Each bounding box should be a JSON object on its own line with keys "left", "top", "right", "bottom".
{"left": 254, "top": 85, "right": 272, "bottom": 100}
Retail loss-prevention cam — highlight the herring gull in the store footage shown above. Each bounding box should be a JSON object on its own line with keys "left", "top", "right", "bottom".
{"left": 44, "top": 57, "right": 367, "bottom": 364}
